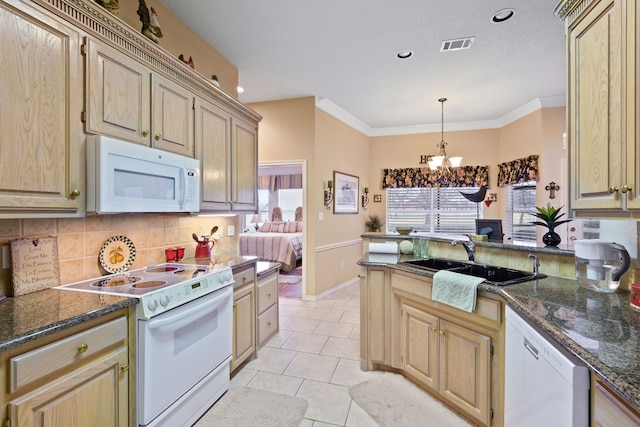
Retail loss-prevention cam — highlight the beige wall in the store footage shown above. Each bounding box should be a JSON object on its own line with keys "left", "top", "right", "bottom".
{"left": 114, "top": 0, "right": 239, "bottom": 97}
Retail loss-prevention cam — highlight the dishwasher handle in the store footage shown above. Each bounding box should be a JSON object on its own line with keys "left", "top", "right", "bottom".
{"left": 524, "top": 338, "right": 539, "bottom": 360}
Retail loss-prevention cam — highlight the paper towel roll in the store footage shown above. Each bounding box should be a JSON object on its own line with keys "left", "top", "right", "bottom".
{"left": 368, "top": 253, "right": 400, "bottom": 264}
{"left": 369, "top": 242, "right": 399, "bottom": 254}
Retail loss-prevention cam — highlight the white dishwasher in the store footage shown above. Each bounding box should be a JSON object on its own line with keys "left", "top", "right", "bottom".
{"left": 505, "top": 306, "right": 590, "bottom": 426}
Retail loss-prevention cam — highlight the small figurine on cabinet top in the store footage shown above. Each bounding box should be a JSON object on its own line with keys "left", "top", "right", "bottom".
{"left": 137, "top": 0, "right": 163, "bottom": 43}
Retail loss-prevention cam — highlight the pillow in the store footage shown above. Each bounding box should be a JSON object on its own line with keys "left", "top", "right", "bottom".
{"left": 284, "top": 222, "right": 298, "bottom": 233}
{"left": 258, "top": 222, "right": 272, "bottom": 232}
{"left": 296, "top": 221, "right": 303, "bottom": 232}
{"left": 271, "top": 222, "right": 285, "bottom": 233}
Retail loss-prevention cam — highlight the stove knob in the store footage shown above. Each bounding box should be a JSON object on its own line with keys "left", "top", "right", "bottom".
{"left": 218, "top": 275, "right": 224, "bottom": 284}
{"left": 147, "top": 299, "right": 158, "bottom": 311}
{"left": 159, "top": 295, "right": 170, "bottom": 306}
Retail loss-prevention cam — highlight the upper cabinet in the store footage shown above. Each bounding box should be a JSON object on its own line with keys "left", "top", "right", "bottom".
{"left": 0, "top": 0, "right": 84, "bottom": 215}
{"left": 557, "top": 0, "right": 638, "bottom": 214}
{"left": 85, "top": 38, "right": 194, "bottom": 157}
{"left": 195, "top": 97, "right": 258, "bottom": 212}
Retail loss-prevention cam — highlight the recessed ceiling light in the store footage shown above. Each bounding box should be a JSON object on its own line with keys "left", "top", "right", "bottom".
{"left": 491, "top": 8, "right": 515, "bottom": 23}
{"left": 237, "top": 86, "right": 245, "bottom": 93}
{"left": 396, "top": 50, "right": 413, "bottom": 59}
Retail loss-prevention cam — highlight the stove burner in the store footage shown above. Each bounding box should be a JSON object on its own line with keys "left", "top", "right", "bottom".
{"left": 91, "top": 275, "right": 142, "bottom": 287}
{"left": 145, "top": 266, "right": 181, "bottom": 273}
{"left": 173, "top": 268, "right": 208, "bottom": 277}
{"left": 132, "top": 280, "right": 168, "bottom": 289}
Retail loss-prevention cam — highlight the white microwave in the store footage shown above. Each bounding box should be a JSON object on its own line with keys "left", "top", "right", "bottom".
{"left": 86, "top": 135, "right": 200, "bottom": 214}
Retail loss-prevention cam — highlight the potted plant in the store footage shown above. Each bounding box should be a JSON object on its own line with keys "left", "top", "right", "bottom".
{"left": 530, "top": 202, "right": 572, "bottom": 246}
{"left": 365, "top": 214, "right": 384, "bottom": 232}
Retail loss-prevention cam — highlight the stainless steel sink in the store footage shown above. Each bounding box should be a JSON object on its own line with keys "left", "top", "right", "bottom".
{"left": 400, "top": 258, "right": 546, "bottom": 286}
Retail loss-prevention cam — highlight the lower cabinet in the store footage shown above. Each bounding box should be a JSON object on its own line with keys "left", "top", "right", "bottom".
{"left": 592, "top": 376, "right": 640, "bottom": 426}
{"left": 257, "top": 267, "right": 279, "bottom": 348}
{"left": 1, "top": 311, "right": 131, "bottom": 427}
{"left": 360, "top": 267, "right": 503, "bottom": 427}
{"left": 231, "top": 265, "right": 256, "bottom": 372}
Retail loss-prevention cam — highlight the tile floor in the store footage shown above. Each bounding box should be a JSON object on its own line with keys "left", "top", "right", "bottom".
{"left": 230, "top": 279, "right": 386, "bottom": 426}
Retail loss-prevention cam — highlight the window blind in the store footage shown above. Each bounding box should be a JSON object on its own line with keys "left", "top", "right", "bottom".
{"left": 506, "top": 182, "right": 537, "bottom": 243}
{"left": 386, "top": 187, "right": 480, "bottom": 233}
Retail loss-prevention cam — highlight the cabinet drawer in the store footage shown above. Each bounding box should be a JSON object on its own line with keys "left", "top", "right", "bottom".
{"left": 258, "top": 304, "right": 278, "bottom": 347}
{"left": 391, "top": 272, "right": 432, "bottom": 300}
{"left": 257, "top": 273, "right": 278, "bottom": 314}
{"left": 9, "top": 316, "right": 127, "bottom": 393}
{"left": 233, "top": 266, "right": 255, "bottom": 289}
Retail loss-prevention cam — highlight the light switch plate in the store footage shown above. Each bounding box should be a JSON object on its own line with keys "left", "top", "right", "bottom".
{"left": 318, "top": 212, "right": 324, "bottom": 220}
{"left": 227, "top": 225, "right": 235, "bottom": 237}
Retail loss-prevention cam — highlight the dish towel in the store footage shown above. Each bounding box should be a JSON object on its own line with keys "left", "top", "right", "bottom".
{"left": 432, "top": 270, "right": 484, "bottom": 313}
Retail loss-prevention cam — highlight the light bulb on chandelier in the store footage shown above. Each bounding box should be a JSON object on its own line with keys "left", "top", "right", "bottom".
{"left": 427, "top": 98, "right": 462, "bottom": 170}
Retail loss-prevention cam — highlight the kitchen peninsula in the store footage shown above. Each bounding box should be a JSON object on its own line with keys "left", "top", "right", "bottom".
{"left": 359, "top": 233, "right": 640, "bottom": 426}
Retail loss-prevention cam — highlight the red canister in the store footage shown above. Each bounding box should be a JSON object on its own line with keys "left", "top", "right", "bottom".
{"left": 630, "top": 282, "right": 640, "bottom": 310}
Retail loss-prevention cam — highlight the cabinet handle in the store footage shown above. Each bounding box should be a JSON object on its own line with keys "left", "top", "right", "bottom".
{"left": 70, "top": 189, "right": 80, "bottom": 197}
{"left": 155, "top": 133, "right": 162, "bottom": 140}
{"left": 243, "top": 277, "right": 247, "bottom": 283}
{"left": 609, "top": 186, "right": 619, "bottom": 194}
{"left": 439, "top": 331, "right": 445, "bottom": 336}
{"left": 120, "top": 364, "right": 129, "bottom": 373}
{"left": 431, "top": 327, "right": 437, "bottom": 333}
{"left": 622, "top": 185, "right": 632, "bottom": 193}
{"left": 142, "top": 130, "right": 149, "bottom": 137}
{"left": 267, "top": 322, "right": 272, "bottom": 326}
{"left": 570, "top": 236, "right": 577, "bottom": 241}
{"left": 77, "top": 343, "right": 88, "bottom": 353}
{"left": 268, "top": 293, "right": 272, "bottom": 297}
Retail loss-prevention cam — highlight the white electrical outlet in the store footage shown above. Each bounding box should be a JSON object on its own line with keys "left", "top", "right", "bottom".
{"left": 318, "top": 212, "right": 324, "bottom": 220}
{"left": 228, "top": 225, "right": 235, "bottom": 237}
{"left": 340, "top": 261, "right": 344, "bottom": 268}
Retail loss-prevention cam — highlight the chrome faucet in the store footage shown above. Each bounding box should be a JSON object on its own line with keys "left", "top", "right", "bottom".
{"left": 528, "top": 254, "right": 540, "bottom": 275}
{"left": 451, "top": 240, "right": 475, "bottom": 262}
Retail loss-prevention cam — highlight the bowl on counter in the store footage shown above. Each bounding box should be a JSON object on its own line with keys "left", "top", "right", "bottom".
{"left": 396, "top": 227, "right": 414, "bottom": 235}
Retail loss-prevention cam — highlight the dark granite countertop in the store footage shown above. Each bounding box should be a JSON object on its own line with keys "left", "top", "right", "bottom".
{"left": 0, "top": 256, "right": 259, "bottom": 352}
{"left": 360, "top": 253, "right": 640, "bottom": 412}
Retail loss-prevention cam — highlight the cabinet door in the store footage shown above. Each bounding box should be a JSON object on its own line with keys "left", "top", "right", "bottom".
{"left": 85, "top": 38, "right": 151, "bottom": 146}
{"left": 195, "top": 97, "right": 231, "bottom": 210}
{"left": 569, "top": 0, "right": 625, "bottom": 210}
{"left": 231, "top": 118, "right": 258, "bottom": 212}
{"left": 400, "top": 303, "right": 438, "bottom": 391}
{"left": 9, "top": 346, "right": 129, "bottom": 427}
{"left": 232, "top": 286, "right": 255, "bottom": 370}
{"left": 0, "top": 0, "right": 83, "bottom": 213}
{"left": 439, "top": 320, "right": 491, "bottom": 426}
{"left": 152, "top": 74, "right": 194, "bottom": 157}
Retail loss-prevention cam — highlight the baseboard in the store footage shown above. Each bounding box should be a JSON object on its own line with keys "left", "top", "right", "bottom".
{"left": 302, "top": 276, "right": 359, "bottom": 301}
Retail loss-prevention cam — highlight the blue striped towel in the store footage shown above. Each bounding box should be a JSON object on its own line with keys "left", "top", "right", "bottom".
{"left": 432, "top": 270, "right": 484, "bottom": 312}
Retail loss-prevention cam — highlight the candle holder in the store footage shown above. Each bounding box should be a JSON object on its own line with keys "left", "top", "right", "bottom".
{"left": 361, "top": 187, "right": 369, "bottom": 209}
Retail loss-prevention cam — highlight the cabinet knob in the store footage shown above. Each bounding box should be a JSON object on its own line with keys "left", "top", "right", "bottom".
{"left": 622, "top": 185, "right": 632, "bottom": 194}
{"left": 431, "top": 327, "right": 437, "bottom": 333}
{"left": 70, "top": 189, "right": 80, "bottom": 197}
{"left": 155, "top": 133, "right": 162, "bottom": 140}
{"left": 268, "top": 293, "right": 272, "bottom": 297}
{"left": 77, "top": 343, "right": 88, "bottom": 353}
{"left": 120, "top": 364, "right": 129, "bottom": 373}
{"left": 267, "top": 322, "right": 272, "bottom": 326}
{"left": 439, "top": 331, "right": 445, "bottom": 336}
{"left": 609, "top": 186, "right": 619, "bottom": 194}
{"left": 570, "top": 236, "right": 577, "bottom": 241}
{"left": 142, "top": 130, "right": 149, "bottom": 137}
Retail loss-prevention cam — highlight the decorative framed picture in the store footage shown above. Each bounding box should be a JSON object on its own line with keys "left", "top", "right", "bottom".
{"left": 333, "top": 171, "right": 359, "bottom": 214}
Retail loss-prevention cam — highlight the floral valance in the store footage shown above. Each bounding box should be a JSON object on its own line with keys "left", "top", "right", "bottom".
{"left": 496, "top": 155, "right": 539, "bottom": 187}
{"left": 382, "top": 166, "right": 489, "bottom": 189}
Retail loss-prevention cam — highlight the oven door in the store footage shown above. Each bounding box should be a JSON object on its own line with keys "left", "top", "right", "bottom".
{"left": 137, "top": 286, "right": 232, "bottom": 425}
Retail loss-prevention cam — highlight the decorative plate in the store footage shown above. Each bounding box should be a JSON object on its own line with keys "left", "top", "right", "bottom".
{"left": 99, "top": 235, "right": 136, "bottom": 273}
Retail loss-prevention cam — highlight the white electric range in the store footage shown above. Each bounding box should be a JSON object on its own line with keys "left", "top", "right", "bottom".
{"left": 56, "top": 262, "right": 236, "bottom": 426}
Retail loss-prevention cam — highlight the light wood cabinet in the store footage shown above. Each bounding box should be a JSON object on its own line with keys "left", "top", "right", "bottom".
{"left": 195, "top": 96, "right": 258, "bottom": 212}
{"left": 257, "top": 267, "right": 279, "bottom": 347}
{"left": 0, "top": 0, "right": 84, "bottom": 215}
{"left": 592, "top": 376, "right": 640, "bottom": 427}
{"left": 231, "top": 265, "right": 256, "bottom": 371}
{"left": 558, "top": 0, "right": 638, "bottom": 212}
{"left": 1, "top": 312, "right": 131, "bottom": 427}
{"left": 359, "top": 266, "right": 391, "bottom": 370}
{"left": 85, "top": 38, "right": 194, "bottom": 157}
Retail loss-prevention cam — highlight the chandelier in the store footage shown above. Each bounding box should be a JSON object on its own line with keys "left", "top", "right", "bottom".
{"left": 428, "top": 98, "right": 462, "bottom": 170}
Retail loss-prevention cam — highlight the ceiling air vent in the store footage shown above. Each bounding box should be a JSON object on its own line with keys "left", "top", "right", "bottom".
{"left": 440, "top": 37, "right": 475, "bottom": 52}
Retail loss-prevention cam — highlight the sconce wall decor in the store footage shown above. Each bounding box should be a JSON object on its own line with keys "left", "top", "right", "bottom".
{"left": 361, "top": 187, "right": 369, "bottom": 209}
{"left": 484, "top": 193, "right": 498, "bottom": 207}
{"left": 324, "top": 180, "right": 334, "bottom": 210}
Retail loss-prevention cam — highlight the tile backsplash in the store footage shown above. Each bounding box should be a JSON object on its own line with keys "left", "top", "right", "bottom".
{"left": 0, "top": 214, "right": 239, "bottom": 296}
